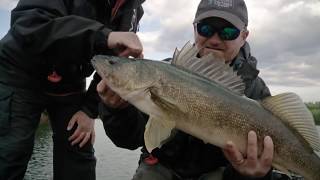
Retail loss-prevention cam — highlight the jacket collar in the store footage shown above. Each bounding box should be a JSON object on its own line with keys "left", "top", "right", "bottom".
{"left": 231, "top": 42, "right": 259, "bottom": 80}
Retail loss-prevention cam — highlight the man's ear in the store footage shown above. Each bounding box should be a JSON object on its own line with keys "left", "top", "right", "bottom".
{"left": 242, "top": 30, "right": 249, "bottom": 41}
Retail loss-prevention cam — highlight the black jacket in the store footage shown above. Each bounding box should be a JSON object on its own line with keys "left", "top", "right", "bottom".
{"left": 100, "top": 42, "right": 272, "bottom": 180}
{"left": 0, "top": 0, "right": 144, "bottom": 118}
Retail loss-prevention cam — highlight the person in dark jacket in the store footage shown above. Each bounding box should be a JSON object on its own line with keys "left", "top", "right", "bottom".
{"left": 96, "top": 0, "right": 280, "bottom": 180}
{"left": 0, "top": 0, "right": 144, "bottom": 179}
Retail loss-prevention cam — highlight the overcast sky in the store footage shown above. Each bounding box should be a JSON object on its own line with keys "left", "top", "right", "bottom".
{"left": 0, "top": 0, "right": 319, "bottom": 102}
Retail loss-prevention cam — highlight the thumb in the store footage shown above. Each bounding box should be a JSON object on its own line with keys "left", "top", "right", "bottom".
{"left": 67, "top": 115, "right": 77, "bottom": 131}
{"left": 118, "top": 48, "right": 131, "bottom": 57}
{"left": 138, "top": 53, "right": 144, "bottom": 59}
{"left": 222, "top": 141, "right": 236, "bottom": 160}
{"left": 118, "top": 47, "right": 142, "bottom": 58}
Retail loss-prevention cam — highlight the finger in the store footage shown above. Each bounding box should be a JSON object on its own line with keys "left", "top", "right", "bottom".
{"left": 127, "top": 36, "right": 143, "bottom": 57}
{"left": 71, "top": 132, "right": 86, "bottom": 146}
{"left": 97, "top": 80, "right": 108, "bottom": 95}
{"left": 99, "top": 87, "right": 119, "bottom": 106}
{"left": 118, "top": 99, "right": 129, "bottom": 109}
{"left": 118, "top": 48, "right": 132, "bottom": 57}
{"left": 69, "top": 128, "right": 80, "bottom": 141}
{"left": 114, "top": 98, "right": 127, "bottom": 108}
{"left": 109, "top": 93, "right": 121, "bottom": 104}
{"left": 91, "top": 130, "right": 96, "bottom": 145}
{"left": 97, "top": 80, "right": 113, "bottom": 98}
{"left": 119, "top": 48, "right": 142, "bottom": 58}
{"left": 67, "top": 116, "right": 77, "bottom": 131}
{"left": 119, "top": 102, "right": 129, "bottom": 109}
{"left": 79, "top": 133, "right": 91, "bottom": 148}
{"left": 105, "top": 97, "right": 117, "bottom": 107}
{"left": 106, "top": 85, "right": 116, "bottom": 94}
{"left": 98, "top": 81, "right": 124, "bottom": 108}
{"left": 223, "top": 141, "right": 245, "bottom": 166}
{"left": 247, "top": 131, "right": 258, "bottom": 164}
{"left": 107, "top": 93, "right": 125, "bottom": 108}
{"left": 118, "top": 48, "right": 131, "bottom": 57}
{"left": 260, "top": 136, "right": 274, "bottom": 168}
{"left": 138, "top": 53, "right": 144, "bottom": 59}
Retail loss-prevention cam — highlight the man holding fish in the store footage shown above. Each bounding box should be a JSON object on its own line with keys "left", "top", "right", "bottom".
{"left": 95, "top": 0, "right": 320, "bottom": 179}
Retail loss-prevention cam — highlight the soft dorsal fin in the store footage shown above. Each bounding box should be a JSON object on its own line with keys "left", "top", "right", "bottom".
{"left": 171, "top": 42, "right": 245, "bottom": 96}
{"left": 261, "top": 92, "right": 320, "bottom": 152}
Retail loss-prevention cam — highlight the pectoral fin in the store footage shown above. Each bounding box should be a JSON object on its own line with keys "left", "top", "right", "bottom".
{"left": 144, "top": 117, "right": 176, "bottom": 153}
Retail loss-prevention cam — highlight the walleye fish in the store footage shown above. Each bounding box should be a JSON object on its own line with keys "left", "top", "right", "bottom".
{"left": 92, "top": 42, "right": 320, "bottom": 180}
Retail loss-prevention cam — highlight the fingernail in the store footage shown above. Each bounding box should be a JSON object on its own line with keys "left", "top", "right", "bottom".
{"left": 225, "top": 141, "right": 233, "bottom": 148}
{"left": 67, "top": 126, "right": 71, "bottom": 131}
{"left": 265, "top": 136, "right": 271, "bottom": 142}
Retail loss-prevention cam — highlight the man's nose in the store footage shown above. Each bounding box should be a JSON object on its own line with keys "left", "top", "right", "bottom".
{"left": 208, "top": 32, "right": 222, "bottom": 43}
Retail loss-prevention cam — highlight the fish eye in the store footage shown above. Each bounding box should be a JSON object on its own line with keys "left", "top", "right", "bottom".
{"left": 109, "top": 60, "right": 116, "bottom": 65}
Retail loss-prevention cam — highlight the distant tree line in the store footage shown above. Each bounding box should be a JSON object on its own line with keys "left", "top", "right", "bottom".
{"left": 306, "top": 102, "right": 320, "bottom": 125}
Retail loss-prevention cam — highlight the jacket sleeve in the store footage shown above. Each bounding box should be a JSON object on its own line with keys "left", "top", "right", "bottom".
{"left": 76, "top": 1, "right": 145, "bottom": 119}
{"left": 10, "top": 0, "right": 111, "bottom": 65}
{"left": 80, "top": 73, "right": 101, "bottom": 118}
{"left": 99, "top": 103, "right": 148, "bottom": 150}
{"left": 237, "top": 61, "right": 271, "bottom": 100}
{"left": 247, "top": 77, "right": 271, "bottom": 100}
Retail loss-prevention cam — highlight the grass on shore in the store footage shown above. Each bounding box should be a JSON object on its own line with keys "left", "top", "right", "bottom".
{"left": 306, "top": 102, "right": 320, "bottom": 125}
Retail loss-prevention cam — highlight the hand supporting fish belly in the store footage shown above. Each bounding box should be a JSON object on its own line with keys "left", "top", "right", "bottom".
{"left": 92, "top": 42, "right": 320, "bottom": 180}
{"left": 223, "top": 131, "right": 274, "bottom": 177}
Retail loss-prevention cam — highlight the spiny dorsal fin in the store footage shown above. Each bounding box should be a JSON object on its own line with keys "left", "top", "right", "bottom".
{"left": 261, "top": 92, "right": 320, "bottom": 152}
{"left": 173, "top": 42, "right": 197, "bottom": 64}
{"left": 171, "top": 42, "right": 245, "bottom": 96}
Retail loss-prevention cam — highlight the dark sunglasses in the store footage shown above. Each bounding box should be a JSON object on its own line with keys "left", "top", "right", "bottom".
{"left": 196, "top": 22, "right": 241, "bottom": 41}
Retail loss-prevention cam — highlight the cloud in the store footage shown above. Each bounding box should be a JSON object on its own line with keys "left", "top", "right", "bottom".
{"left": 245, "top": 0, "right": 320, "bottom": 91}
{"left": 139, "top": 0, "right": 199, "bottom": 59}
{"left": 0, "top": 0, "right": 18, "bottom": 10}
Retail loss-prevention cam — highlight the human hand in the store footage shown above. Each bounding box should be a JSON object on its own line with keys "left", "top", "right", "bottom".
{"left": 97, "top": 80, "right": 129, "bottom": 109}
{"left": 67, "top": 111, "right": 95, "bottom": 148}
{"left": 222, "top": 131, "right": 274, "bottom": 177}
{"left": 108, "top": 32, "right": 143, "bottom": 58}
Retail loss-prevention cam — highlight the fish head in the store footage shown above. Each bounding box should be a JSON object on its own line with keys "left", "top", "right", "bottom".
{"left": 91, "top": 55, "right": 157, "bottom": 100}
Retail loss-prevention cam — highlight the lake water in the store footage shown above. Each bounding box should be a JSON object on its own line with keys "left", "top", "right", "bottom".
{"left": 25, "top": 122, "right": 320, "bottom": 180}
{"left": 25, "top": 120, "right": 140, "bottom": 180}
